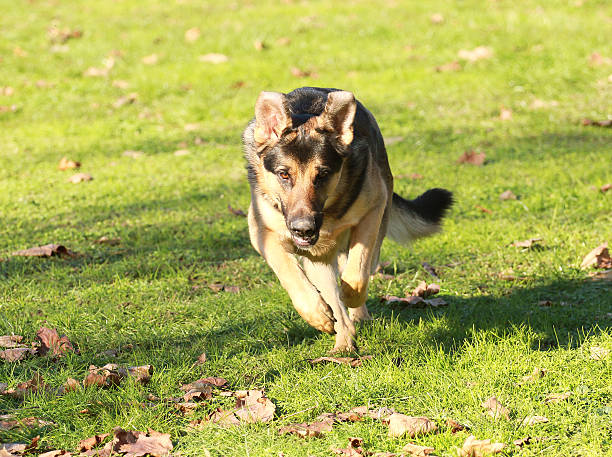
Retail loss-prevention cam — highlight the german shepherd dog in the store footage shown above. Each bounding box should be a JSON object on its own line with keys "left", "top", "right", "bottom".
{"left": 243, "top": 87, "right": 452, "bottom": 352}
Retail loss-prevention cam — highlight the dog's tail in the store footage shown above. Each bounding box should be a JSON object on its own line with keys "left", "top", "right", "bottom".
{"left": 386, "top": 188, "right": 453, "bottom": 243}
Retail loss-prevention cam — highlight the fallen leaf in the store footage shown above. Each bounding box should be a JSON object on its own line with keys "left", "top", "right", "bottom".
{"left": 79, "top": 433, "right": 110, "bottom": 452}
{"left": 386, "top": 414, "right": 437, "bottom": 438}
{"left": 600, "top": 183, "right": 611, "bottom": 193}
{"left": 520, "top": 367, "right": 547, "bottom": 384}
{"left": 142, "top": 54, "right": 158, "bottom": 65}
{"left": 1, "top": 86, "right": 15, "bottom": 96}
{"left": 509, "top": 238, "right": 542, "bottom": 248}
{"left": 48, "top": 26, "right": 82, "bottom": 43}
{"left": 123, "top": 150, "right": 144, "bottom": 158}
{"left": 199, "top": 53, "right": 228, "bottom": 64}
{"left": 112, "top": 93, "right": 138, "bottom": 108}
{"left": 1, "top": 373, "right": 46, "bottom": 399}
{"left": 234, "top": 390, "right": 276, "bottom": 423}
{"left": 458, "top": 46, "right": 493, "bottom": 62}
{"left": 94, "top": 236, "right": 121, "bottom": 245}
{"left": 332, "top": 437, "right": 364, "bottom": 456}
{"left": 194, "top": 352, "right": 207, "bottom": 366}
{"left": 481, "top": 396, "right": 510, "bottom": 420}
{"left": 521, "top": 415, "right": 549, "bottom": 426}
{"left": 127, "top": 365, "right": 154, "bottom": 384}
{"left": 0, "top": 348, "right": 34, "bottom": 362}
{"left": 12, "top": 244, "right": 76, "bottom": 258}
{"left": 582, "top": 118, "right": 612, "bottom": 127}
{"left": 228, "top": 205, "right": 246, "bottom": 217}
{"left": 589, "top": 52, "right": 612, "bottom": 66}
{"left": 58, "top": 157, "right": 81, "bottom": 170}
{"left": 279, "top": 420, "right": 333, "bottom": 438}
{"left": 68, "top": 172, "right": 93, "bottom": 183}
{"left": 253, "top": 40, "right": 266, "bottom": 51}
{"left": 13, "top": 46, "right": 28, "bottom": 57}
{"left": 184, "top": 28, "right": 200, "bottom": 43}
{"left": 276, "top": 37, "right": 291, "bottom": 46}
{"left": 58, "top": 378, "right": 80, "bottom": 394}
{"left": 457, "top": 150, "right": 486, "bottom": 166}
{"left": 499, "top": 190, "right": 516, "bottom": 200}
{"left": 410, "top": 281, "right": 440, "bottom": 298}
{"left": 38, "top": 451, "right": 70, "bottom": 457}
{"left": 590, "top": 346, "right": 610, "bottom": 360}
{"left": 290, "top": 67, "right": 319, "bottom": 78}
{"left": 119, "top": 429, "right": 172, "bottom": 457}
{"left": 0, "top": 335, "right": 24, "bottom": 348}
{"left": 36, "top": 327, "right": 74, "bottom": 357}
{"left": 581, "top": 243, "right": 611, "bottom": 269}
{"left": 402, "top": 442, "right": 435, "bottom": 456}
{"left": 475, "top": 205, "right": 492, "bottom": 214}
{"left": 457, "top": 435, "right": 505, "bottom": 457}
{"left": 590, "top": 269, "right": 612, "bottom": 281}
{"left": 435, "top": 61, "right": 461, "bottom": 72}
{"left": 309, "top": 355, "right": 373, "bottom": 367}
{"left": 173, "top": 149, "right": 190, "bottom": 156}
{"left": 430, "top": 13, "right": 444, "bottom": 24}
{"left": 446, "top": 418, "right": 468, "bottom": 433}
{"left": 112, "top": 80, "right": 130, "bottom": 89}
{"left": 0, "top": 415, "right": 54, "bottom": 431}
{"left": 499, "top": 107, "right": 512, "bottom": 120}
{"left": 208, "top": 408, "right": 240, "bottom": 427}
{"left": 544, "top": 391, "right": 571, "bottom": 403}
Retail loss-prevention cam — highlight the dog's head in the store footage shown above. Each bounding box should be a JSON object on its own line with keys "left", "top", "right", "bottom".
{"left": 252, "top": 90, "right": 356, "bottom": 249}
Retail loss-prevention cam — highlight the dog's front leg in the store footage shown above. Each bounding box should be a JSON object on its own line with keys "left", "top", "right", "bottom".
{"left": 340, "top": 205, "right": 386, "bottom": 311}
{"left": 302, "top": 258, "right": 356, "bottom": 353}
{"left": 248, "top": 214, "right": 335, "bottom": 334}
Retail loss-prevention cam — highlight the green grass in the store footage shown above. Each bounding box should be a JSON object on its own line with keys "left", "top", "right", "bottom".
{"left": 1, "top": 0, "right": 611, "bottom": 455}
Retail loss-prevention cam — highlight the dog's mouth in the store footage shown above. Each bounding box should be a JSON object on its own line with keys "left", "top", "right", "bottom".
{"left": 291, "top": 233, "right": 319, "bottom": 248}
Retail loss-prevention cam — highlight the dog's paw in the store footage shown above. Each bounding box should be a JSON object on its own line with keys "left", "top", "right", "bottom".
{"left": 330, "top": 333, "right": 357, "bottom": 354}
{"left": 302, "top": 297, "right": 335, "bottom": 334}
{"left": 349, "top": 305, "right": 372, "bottom": 324}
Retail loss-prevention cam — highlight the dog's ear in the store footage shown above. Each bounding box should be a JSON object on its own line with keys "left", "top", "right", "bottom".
{"left": 254, "top": 91, "right": 292, "bottom": 151}
{"left": 317, "top": 91, "right": 356, "bottom": 148}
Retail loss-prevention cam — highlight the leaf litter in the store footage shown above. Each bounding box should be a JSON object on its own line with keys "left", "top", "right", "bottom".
{"left": 457, "top": 150, "right": 486, "bottom": 166}
{"left": 580, "top": 243, "right": 611, "bottom": 269}
{"left": 382, "top": 281, "right": 447, "bottom": 308}
{"left": 12, "top": 244, "right": 76, "bottom": 258}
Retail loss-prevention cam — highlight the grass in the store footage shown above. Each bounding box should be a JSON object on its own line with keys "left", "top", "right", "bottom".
{"left": 1, "top": 0, "right": 611, "bottom": 455}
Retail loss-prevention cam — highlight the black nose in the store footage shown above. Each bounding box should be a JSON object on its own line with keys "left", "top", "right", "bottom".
{"left": 289, "top": 217, "right": 316, "bottom": 238}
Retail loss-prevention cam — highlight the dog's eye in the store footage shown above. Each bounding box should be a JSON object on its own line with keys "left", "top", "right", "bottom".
{"left": 277, "top": 170, "right": 290, "bottom": 180}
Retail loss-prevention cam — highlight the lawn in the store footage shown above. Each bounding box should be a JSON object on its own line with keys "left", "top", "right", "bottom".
{"left": 1, "top": 0, "right": 611, "bottom": 456}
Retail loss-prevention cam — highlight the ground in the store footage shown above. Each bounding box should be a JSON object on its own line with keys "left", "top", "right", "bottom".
{"left": 1, "top": 0, "right": 611, "bottom": 456}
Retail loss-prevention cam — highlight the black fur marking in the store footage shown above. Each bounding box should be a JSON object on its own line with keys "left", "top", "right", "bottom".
{"left": 393, "top": 188, "right": 453, "bottom": 224}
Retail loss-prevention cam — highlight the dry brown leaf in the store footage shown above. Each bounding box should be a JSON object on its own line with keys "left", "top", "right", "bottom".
{"left": 0, "top": 335, "right": 23, "bottom": 348}
{"left": 435, "top": 61, "right": 461, "bottom": 72}
{"left": 590, "top": 269, "right": 612, "bottom": 281}
{"left": 402, "top": 442, "right": 435, "bottom": 456}
{"left": 0, "top": 104, "right": 18, "bottom": 113}
{"left": 79, "top": 433, "right": 110, "bottom": 452}
{"left": 410, "top": 281, "right": 440, "bottom": 298}
{"left": 290, "top": 67, "right": 319, "bottom": 78}
{"left": 457, "top": 150, "right": 486, "bottom": 166}
{"left": 68, "top": 172, "right": 93, "bottom": 183}
{"left": 1, "top": 86, "right": 15, "bottom": 96}
{"left": 94, "top": 236, "right": 121, "bottom": 245}
{"left": 446, "top": 418, "right": 469, "bottom": 433}
{"left": 142, "top": 54, "right": 158, "bottom": 65}
{"left": 112, "top": 80, "right": 129, "bottom": 89}
{"left": 544, "top": 391, "right": 571, "bottom": 403}
{"left": 276, "top": 37, "right": 291, "bottom": 46}
{"left": 476, "top": 205, "right": 492, "bottom": 214}
{"left": 1, "top": 373, "right": 46, "bottom": 399}
{"left": 279, "top": 420, "right": 333, "bottom": 438}
{"left": 386, "top": 414, "right": 437, "bottom": 438}
{"left": 430, "top": 13, "right": 444, "bottom": 24}
{"left": 499, "top": 107, "right": 512, "bottom": 121}
{"left": 38, "top": 450, "right": 70, "bottom": 457}
{"left": 184, "top": 28, "right": 200, "bottom": 42}
{"left": 48, "top": 26, "right": 82, "bottom": 43}
{"left": 37, "top": 327, "right": 74, "bottom": 357}
{"left": 127, "top": 365, "right": 154, "bottom": 384}
{"left": 199, "top": 53, "right": 228, "bottom": 64}
{"left": 499, "top": 190, "right": 516, "bottom": 200}
{"left": 208, "top": 408, "right": 240, "bottom": 427}
{"left": 0, "top": 415, "right": 54, "bottom": 431}
{"left": 582, "top": 118, "right": 612, "bottom": 127}
{"left": 253, "top": 40, "right": 266, "bottom": 51}
{"left": 112, "top": 93, "right": 138, "bottom": 108}
{"left": 309, "top": 355, "right": 373, "bottom": 367}
{"left": 173, "top": 149, "right": 190, "bottom": 156}
{"left": 589, "top": 52, "right": 612, "bottom": 66}
{"left": 58, "top": 377, "right": 80, "bottom": 394}
{"left": 332, "top": 437, "right": 364, "bottom": 456}
{"left": 458, "top": 46, "right": 493, "bottom": 62}
{"left": 194, "top": 352, "right": 207, "bottom": 366}
{"left": 581, "top": 243, "right": 611, "bottom": 269}
{"left": 521, "top": 415, "right": 549, "bottom": 426}
{"left": 119, "top": 429, "right": 172, "bottom": 457}
{"left": 510, "top": 238, "right": 542, "bottom": 248}
{"left": 228, "top": 205, "right": 246, "bottom": 217}
{"left": 590, "top": 346, "right": 610, "bottom": 360}
{"left": 457, "top": 435, "right": 505, "bottom": 457}
{"left": 123, "top": 150, "right": 144, "bottom": 158}
{"left": 481, "top": 396, "right": 510, "bottom": 420}
{"left": 180, "top": 377, "right": 227, "bottom": 391}
{"left": 234, "top": 389, "right": 276, "bottom": 423}
{"left": 58, "top": 157, "right": 81, "bottom": 170}
{"left": 0, "top": 347, "right": 34, "bottom": 362}
{"left": 600, "top": 183, "right": 611, "bottom": 193}
{"left": 12, "top": 244, "right": 76, "bottom": 258}
{"left": 520, "top": 367, "right": 547, "bottom": 384}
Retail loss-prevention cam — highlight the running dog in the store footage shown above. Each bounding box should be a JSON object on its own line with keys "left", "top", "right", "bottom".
{"left": 243, "top": 87, "right": 452, "bottom": 352}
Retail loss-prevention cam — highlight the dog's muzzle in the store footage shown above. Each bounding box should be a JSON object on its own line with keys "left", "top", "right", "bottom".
{"left": 288, "top": 216, "right": 319, "bottom": 248}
